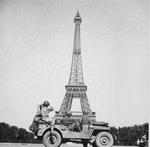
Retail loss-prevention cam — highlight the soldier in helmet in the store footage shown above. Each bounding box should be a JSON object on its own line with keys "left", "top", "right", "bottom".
{"left": 30, "top": 100, "right": 55, "bottom": 134}
{"left": 36, "top": 101, "right": 54, "bottom": 123}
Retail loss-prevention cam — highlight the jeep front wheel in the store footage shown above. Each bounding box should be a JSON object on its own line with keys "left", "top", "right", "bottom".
{"left": 43, "top": 130, "right": 62, "bottom": 147}
{"left": 95, "top": 131, "right": 114, "bottom": 147}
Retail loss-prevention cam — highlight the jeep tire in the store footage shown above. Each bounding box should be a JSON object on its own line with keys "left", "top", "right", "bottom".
{"left": 43, "top": 130, "right": 62, "bottom": 147}
{"left": 95, "top": 131, "right": 114, "bottom": 147}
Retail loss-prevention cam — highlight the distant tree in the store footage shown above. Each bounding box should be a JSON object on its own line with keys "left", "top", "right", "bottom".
{"left": 116, "top": 123, "right": 149, "bottom": 145}
{"left": 8, "top": 126, "right": 19, "bottom": 142}
{"left": 0, "top": 122, "right": 35, "bottom": 143}
{"left": 143, "top": 123, "right": 149, "bottom": 140}
{"left": 17, "top": 128, "right": 27, "bottom": 141}
{"left": 110, "top": 126, "right": 118, "bottom": 144}
{"left": 0, "top": 122, "right": 11, "bottom": 142}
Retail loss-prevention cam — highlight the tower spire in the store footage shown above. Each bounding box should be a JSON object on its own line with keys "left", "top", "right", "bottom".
{"left": 73, "top": 10, "right": 82, "bottom": 54}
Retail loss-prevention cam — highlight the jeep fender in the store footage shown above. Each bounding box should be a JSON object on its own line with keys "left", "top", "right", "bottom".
{"left": 37, "top": 125, "right": 63, "bottom": 138}
{"left": 90, "top": 126, "right": 110, "bottom": 137}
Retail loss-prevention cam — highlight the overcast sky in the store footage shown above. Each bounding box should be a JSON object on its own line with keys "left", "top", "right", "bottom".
{"left": 0, "top": 0, "right": 149, "bottom": 130}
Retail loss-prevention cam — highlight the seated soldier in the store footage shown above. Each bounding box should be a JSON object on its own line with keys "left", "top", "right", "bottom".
{"left": 62, "top": 111, "right": 81, "bottom": 132}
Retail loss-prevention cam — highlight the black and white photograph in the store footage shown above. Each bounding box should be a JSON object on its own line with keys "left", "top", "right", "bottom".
{"left": 0, "top": 0, "right": 149, "bottom": 147}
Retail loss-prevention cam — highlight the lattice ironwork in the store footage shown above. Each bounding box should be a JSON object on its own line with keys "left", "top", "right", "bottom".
{"left": 59, "top": 11, "right": 92, "bottom": 115}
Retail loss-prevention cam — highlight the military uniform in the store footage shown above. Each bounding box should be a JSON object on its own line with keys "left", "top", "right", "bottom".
{"left": 29, "top": 101, "right": 54, "bottom": 134}
{"left": 62, "top": 114, "right": 81, "bottom": 132}
{"left": 37, "top": 104, "right": 55, "bottom": 123}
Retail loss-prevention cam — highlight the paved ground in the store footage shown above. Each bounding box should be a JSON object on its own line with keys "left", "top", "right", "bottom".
{"left": 0, "top": 143, "right": 137, "bottom": 147}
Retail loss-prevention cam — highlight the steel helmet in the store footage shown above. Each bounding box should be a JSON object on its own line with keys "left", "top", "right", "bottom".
{"left": 43, "top": 101, "right": 50, "bottom": 107}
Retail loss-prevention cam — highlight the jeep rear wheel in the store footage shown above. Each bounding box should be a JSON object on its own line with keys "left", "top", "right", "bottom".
{"left": 43, "top": 130, "right": 62, "bottom": 147}
{"left": 95, "top": 132, "right": 114, "bottom": 147}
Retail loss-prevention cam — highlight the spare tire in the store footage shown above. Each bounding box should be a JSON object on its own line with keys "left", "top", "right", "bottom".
{"left": 43, "top": 130, "right": 62, "bottom": 147}
{"left": 95, "top": 131, "right": 114, "bottom": 147}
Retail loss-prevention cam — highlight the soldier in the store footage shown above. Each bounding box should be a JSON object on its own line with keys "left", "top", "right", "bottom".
{"left": 29, "top": 101, "right": 55, "bottom": 134}
{"left": 36, "top": 101, "right": 55, "bottom": 123}
{"left": 62, "top": 111, "right": 81, "bottom": 132}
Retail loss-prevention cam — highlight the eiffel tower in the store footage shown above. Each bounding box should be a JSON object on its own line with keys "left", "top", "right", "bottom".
{"left": 58, "top": 11, "right": 95, "bottom": 118}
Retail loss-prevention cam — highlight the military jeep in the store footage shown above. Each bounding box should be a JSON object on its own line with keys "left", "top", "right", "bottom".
{"left": 35, "top": 111, "right": 114, "bottom": 147}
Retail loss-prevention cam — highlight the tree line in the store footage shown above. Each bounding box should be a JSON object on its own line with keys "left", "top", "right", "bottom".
{"left": 110, "top": 123, "right": 149, "bottom": 145}
{"left": 0, "top": 122, "right": 41, "bottom": 143}
{"left": 0, "top": 122, "right": 148, "bottom": 145}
